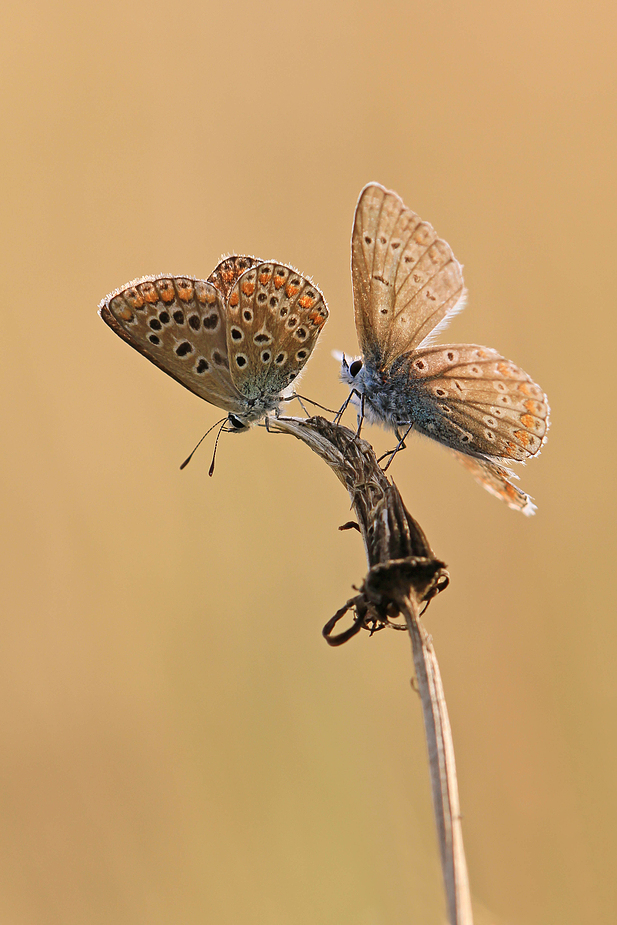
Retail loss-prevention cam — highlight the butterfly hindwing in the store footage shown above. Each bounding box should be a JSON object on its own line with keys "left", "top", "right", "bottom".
{"left": 225, "top": 262, "right": 328, "bottom": 398}
{"left": 99, "top": 274, "right": 244, "bottom": 412}
{"left": 207, "top": 255, "right": 264, "bottom": 300}
{"left": 451, "top": 452, "right": 537, "bottom": 515}
{"left": 351, "top": 183, "right": 465, "bottom": 368}
{"left": 395, "top": 344, "right": 549, "bottom": 462}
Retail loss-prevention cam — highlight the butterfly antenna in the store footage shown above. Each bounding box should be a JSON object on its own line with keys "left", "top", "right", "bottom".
{"left": 208, "top": 418, "right": 228, "bottom": 477}
{"left": 180, "top": 416, "right": 227, "bottom": 470}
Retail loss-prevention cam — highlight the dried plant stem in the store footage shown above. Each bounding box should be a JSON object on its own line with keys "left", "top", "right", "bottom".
{"left": 274, "top": 415, "right": 474, "bottom": 925}
{"left": 403, "top": 603, "right": 472, "bottom": 925}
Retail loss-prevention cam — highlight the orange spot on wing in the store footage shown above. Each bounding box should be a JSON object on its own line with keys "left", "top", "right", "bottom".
{"left": 520, "top": 413, "right": 535, "bottom": 428}
{"left": 241, "top": 280, "right": 255, "bottom": 296}
{"left": 157, "top": 281, "right": 175, "bottom": 302}
{"left": 497, "top": 362, "right": 512, "bottom": 376}
{"left": 308, "top": 309, "right": 326, "bottom": 326}
{"left": 524, "top": 399, "right": 537, "bottom": 414}
{"left": 515, "top": 430, "right": 530, "bottom": 447}
{"left": 259, "top": 271, "right": 272, "bottom": 285}
{"left": 177, "top": 282, "right": 194, "bottom": 302}
{"left": 118, "top": 305, "right": 133, "bottom": 320}
{"left": 274, "top": 276, "right": 285, "bottom": 289}
{"left": 518, "top": 382, "right": 533, "bottom": 396}
{"left": 229, "top": 291, "right": 239, "bottom": 307}
{"left": 285, "top": 284, "right": 299, "bottom": 298}
{"left": 414, "top": 223, "right": 432, "bottom": 245}
{"left": 124, "top": 289, "right": 144, "bottom": 309}
{"left": 298, "top": 295, "right": 314, "bottom": 309}
{"left": 140, "top": 283, "right": 158, "bottom": 303}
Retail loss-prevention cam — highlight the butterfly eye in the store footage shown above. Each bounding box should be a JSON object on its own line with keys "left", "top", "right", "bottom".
{"left": 228, "top": 414, "right": 246, "bottom": 430}
{"left": 349, "top": 360, "right": 363, "bottom": 377}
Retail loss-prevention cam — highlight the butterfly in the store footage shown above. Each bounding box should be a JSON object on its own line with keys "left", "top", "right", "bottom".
{"left": 99, "top": 255, "right": 329, "bottom": 432}
{"left": 339, "top": 183, "right": 550, "bottom": 514}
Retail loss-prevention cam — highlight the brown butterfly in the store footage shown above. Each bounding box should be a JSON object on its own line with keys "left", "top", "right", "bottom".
{"left": 340, "top": 183, "right": 549, "bottom": 514}
{"left": 100, "top": 255, "right": 328, "bottom": 432}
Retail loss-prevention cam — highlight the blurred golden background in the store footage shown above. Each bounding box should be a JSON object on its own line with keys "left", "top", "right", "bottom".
{"left": 1, "top": 0, "right": 615, "bottom": 922}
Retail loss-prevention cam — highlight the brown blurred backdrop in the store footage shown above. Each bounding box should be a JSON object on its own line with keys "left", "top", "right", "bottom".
{"left": 1, "top": 0, "right": 615, "bottom": 922}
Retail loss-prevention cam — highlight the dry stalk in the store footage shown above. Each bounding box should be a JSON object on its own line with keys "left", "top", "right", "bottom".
{"left": 274, "top": 414, "right": 474, "bottom": 925}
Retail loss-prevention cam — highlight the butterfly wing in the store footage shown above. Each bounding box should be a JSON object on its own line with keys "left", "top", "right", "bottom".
{"left": 224, "top": 262, "right": 329, "bottom": 398}
{"left": 207, "top": 255, "right": 264, "bottom": 300}
{"left": 99, "top": 274, "right": 245, "bottom": 412}
{"left": 351, "top": 182, "right": 465, "bottom": 369}
{"left": 394, "top": 344, "right": 549, "bottom": 462}
{"left": 451, "top": 452, "right": 537, "bottom": 515}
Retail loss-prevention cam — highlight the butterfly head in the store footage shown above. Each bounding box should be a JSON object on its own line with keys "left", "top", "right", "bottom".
{"left": 226, "top": 412, "right": 251, "bottom": 433}
{"left": 339, "top": 353, "right": 365, "bottom": 386}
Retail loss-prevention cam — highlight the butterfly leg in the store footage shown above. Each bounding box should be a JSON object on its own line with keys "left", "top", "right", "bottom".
{"left": 333, "top": 388, "right": 363, "bottom": 425}
{"left": 263, "top": 414, "right": 302, "bottom": 436}
{"left": 281, "top": 393, "right": 336, "bottom": 415}
{"left": 333, "top": 393, "right": 352, "bottom": 424}
{"left": 264, "top": 415, "right": 283, "bottom": 434}
{"left": 355, "top": 393, "right": 366, "bottom": 437}
{"left": 264, "top": 415, "right": 293, "bottom": 436}
{"left": 279, "top": 393, "right": 311, "bottom": 416}
{"left": 378, "top": 423, "right": 414, "bottom": 471}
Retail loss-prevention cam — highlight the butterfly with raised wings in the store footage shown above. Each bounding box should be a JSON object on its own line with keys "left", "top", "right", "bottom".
{"left": 99, "top": 255, "right": 328, "bottom": 432}
{"left": 340, "top": 183, "right": 549, "bottom": 514}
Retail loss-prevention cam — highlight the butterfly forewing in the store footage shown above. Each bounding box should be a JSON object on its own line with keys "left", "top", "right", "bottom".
{"left": 399, "top": 344, "right": 549, "bottom": 461}
{"left": 352, "top": 183, "right": 465, "bottom": 368}
{"left": 99, "top": 274, "right": 244, "bottom": 411}
{"left": 225, "top": 262, "right": 329, "bottom": 398}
